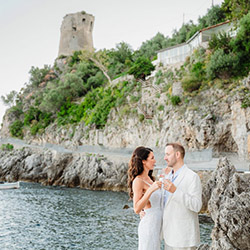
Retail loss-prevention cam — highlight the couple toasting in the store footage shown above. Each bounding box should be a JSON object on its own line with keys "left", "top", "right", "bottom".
{"left": 128, "top": 143, "right": 202, "bottom": 250}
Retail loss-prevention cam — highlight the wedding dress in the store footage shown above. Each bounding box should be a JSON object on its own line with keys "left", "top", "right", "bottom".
{"left": 138, "top": 180, "right": 162, "bottom": 250}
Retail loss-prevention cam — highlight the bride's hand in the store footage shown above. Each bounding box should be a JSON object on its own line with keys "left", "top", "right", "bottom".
{"left": 139, "top": 209, "right": 145, "bottom": 219}
{"left": 149, "top": 181, "right": 162, "bottom": 192}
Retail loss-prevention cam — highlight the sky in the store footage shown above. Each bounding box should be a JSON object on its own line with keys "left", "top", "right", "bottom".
{"left": 0, "top": 0, "right": 224, "bottom": 124}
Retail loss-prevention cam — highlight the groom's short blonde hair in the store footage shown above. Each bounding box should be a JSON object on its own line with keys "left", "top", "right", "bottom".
{"left": 166, "top": 142, "right": 185, "bottom": 159}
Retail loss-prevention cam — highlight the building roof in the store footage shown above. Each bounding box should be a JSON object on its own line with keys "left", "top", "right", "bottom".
{"left": 200, "top": 20, "right": 230, "bottom": 32}
{"left": 186, "top": 20, "right": 230, "bottom": 44}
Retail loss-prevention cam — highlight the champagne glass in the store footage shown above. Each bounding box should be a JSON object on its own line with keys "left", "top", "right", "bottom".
{"left": 157, "top": 168, "right": 166, "bottom": 188}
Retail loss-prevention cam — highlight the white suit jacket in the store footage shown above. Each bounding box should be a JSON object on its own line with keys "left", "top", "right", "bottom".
{"left": 162, "top": 165, "right": 202, "bottom": 248}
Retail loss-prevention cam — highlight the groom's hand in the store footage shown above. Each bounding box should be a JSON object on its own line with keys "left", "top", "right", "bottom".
{"left": 163, "top": 179, "right": 176, "bottom": 193}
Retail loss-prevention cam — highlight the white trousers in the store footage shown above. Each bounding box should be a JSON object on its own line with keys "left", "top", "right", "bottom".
{"left": 165, "top": 244, "right": 197, "bottom": 250}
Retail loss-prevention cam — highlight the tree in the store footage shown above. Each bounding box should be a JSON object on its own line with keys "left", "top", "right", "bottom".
{"left": 40, "top": 73, "right": 84, "bottom": 112}
{"left": 80, "top": 49, "right": 112, "bottom": 84}
{"left": 172, "top": 21, "right": 198, "bottom": 44}
{"left": 230, "top": 12, "right": 250, "bottom": 75}
{"left": 206, "top": 48, "right": 239, "bottom": 79}
{"left": 198, "top": 5, "right": 226, "bottom": 28}
{"left": 29, "top": 65, "right": 51, "bottom": 87}
{"left": 135, "top": 33, "right": 171, "bottom": 60}
{"left": 222, "top": 0, "right": 250, "bottom": 21}
{"left": 1, "top": 90, "right": 18, "bottom": 107}
{"left": 110, "top": 42, "right": 133, "bottom": 65}
{"left": 128, "top": 57, "right": 155, "bottom": 80}
{"left": 106, "top": 42, "right": 134, "bottom": 79}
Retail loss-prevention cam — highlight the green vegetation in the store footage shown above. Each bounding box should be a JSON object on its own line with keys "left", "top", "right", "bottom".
{"left": 29, "top": 65, "right": 51, "bottom": 87}
{"left": 158, "top": 105, "right": 164, "bottom": 111}
{"left": 139, "top": 114, "right": 145, "bottom": 122}
{"left": 8, "top": 104, "right": 23, "bottom": 118}
{"left": 222, "top": 0, "right": 250, "bottom": 21}
{"left": 240, "top": 87, "right": 250, "bottom": 108}
{"left": 10, "top": 120, "right": 23, "bottom": 138}
{"left": 128, "top": 57, "right": 155, "bottom": 80}
{"left": 181, "top": 11, "right": 250, "bottom": 94}
{"left": 23, "top": 107, "right": 52, "bottom": 135}
{"left": 0, "top": 143, "right": 14, "bottom": 151}
{"left": 57, "top": 80, "right": 139, "bottom": 128}
{"left": 170, "top": 95, "right": 181, "bottom": 106}
{"left": 1, "top": 90, "right": 18, "bottom": 107}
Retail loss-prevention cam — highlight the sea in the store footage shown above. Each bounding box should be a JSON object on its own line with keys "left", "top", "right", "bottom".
{"left": 0, "top": 182, "right": 213, "bottom": 250}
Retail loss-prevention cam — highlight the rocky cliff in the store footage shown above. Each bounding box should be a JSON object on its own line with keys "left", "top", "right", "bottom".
{"left": 3, "top": 72, "right": 248, "bottom": 161}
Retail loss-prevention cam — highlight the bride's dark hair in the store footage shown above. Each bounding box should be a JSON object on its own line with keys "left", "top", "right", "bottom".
{"left": 127, "top": 146, "right": 155, "bottom": 199}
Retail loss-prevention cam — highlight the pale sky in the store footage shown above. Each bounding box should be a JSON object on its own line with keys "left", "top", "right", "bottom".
{"left": 0, "top": 0, "right": 224, "bottom": 124}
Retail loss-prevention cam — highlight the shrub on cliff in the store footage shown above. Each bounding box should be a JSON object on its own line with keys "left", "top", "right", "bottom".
{"left": 231, "top": 12, "right": 250, "bottom": 76}
{"left": 206, "top": 49, "right": 239, "bottom": 79}
{"left": 222, "top": 0, "right": 250, "bottom": 21}
{"left": 107, "top": 42, "right": 133, "bottom": 78}
{"left": 206, "top": 13, "right": 250, "bottom": 79}
{"left": 0, "top": 143, "right": 14, "bottom": 151}
{"left": 10, "top": 120, "right": 23, "bottom": 138}
{"left": 56, "top": 80, "right": 138, "bottom": 127}
{"left": 29, "top": 65, "right": 51, "bottom": 87}
{"left": 128, "top": 57, "right": 155, "bottom": 80}
{"left": 23, "top": 106, "right": 52, "bottom": 135}
{"left": 8, "top": 104, "right": 23, "bottom": 119}
{"left": 170, "top": 95, "right": 181, "bottom": 106}
{"left": 1, "top": 90, "right": 18, "bottom": 108}
{"left": 40, "top": 73, "right": 84, "bottom": 112}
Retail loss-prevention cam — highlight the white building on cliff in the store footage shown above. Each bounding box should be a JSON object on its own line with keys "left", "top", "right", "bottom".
{"left": 156, "top": 20, "right": 235, "bottom": 66}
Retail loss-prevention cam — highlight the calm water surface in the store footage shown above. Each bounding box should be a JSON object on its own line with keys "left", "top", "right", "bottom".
{"left": 0, "top": 182, "right": 213, "bottom": 250}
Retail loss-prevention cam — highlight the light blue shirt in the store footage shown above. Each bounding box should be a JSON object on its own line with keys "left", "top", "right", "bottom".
{"left": 163, "top": 165, "right": 184, "bottom": 206}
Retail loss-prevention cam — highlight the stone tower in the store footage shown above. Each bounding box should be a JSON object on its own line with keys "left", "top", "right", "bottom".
{"left": 58, "top": 11, "right": 95, "bottom": 56}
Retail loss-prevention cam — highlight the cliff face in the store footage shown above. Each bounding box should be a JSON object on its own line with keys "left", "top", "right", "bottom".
{"left": 1, "top": 63, "right": 250, "bottom": 161}
{"left": 3, "top": 73, "right": 248, "bottom": 161}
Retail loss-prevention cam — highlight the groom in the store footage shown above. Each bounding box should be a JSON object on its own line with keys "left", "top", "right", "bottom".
{"left": 162, "top": 142, "right": 202, "bottom": 250}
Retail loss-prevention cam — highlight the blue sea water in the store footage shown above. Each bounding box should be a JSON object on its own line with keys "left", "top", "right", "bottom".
{"left": 0, "top": 182, "right": 213, "bottom": 249}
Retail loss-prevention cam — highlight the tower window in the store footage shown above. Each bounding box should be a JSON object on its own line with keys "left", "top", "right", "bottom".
{"left": 72, "top": 26, "right": 76, "bottom": 31}
{"left": 82, "top": 18, "right": 86, "bottom": 22}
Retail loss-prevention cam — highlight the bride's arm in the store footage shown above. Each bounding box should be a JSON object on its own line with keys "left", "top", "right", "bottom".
{"left": 132, "top": 179, "right": 160, "bottom": 214}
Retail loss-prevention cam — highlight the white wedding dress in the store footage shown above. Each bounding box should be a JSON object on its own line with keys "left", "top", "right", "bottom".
{"left": 138, "top": 181, "right": 163, "bottom": 250}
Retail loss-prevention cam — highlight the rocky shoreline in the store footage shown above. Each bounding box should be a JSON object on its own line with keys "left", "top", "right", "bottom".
{"left": 0, "top": 146, "right": 249, "bottom": 249}
{"left": 0, "top": 147, "right": 128, "bottom": 192}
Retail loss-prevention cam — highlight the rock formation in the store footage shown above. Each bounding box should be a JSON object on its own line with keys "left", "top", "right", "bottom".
{"left": 58, "top": 11, "right": 94, "bottom": 56}
{"left": 201, "top": 157, "right": 250, "bottom": 249}
{"left": 0, "top": 147, "right": 127, "bottom": 192}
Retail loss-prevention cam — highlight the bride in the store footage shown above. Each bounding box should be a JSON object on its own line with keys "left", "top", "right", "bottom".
{"left": 128, "top": 146, "right": 162, "bottom": 250}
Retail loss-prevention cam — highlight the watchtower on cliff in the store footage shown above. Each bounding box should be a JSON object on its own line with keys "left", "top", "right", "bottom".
{"left": 58, "top": 11, "right": 94, "bottom": 56}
